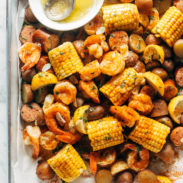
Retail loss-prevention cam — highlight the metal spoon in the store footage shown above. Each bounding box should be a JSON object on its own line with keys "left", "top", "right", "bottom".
{"left": 45, "top": 0, "right": 75, "bottom": 21}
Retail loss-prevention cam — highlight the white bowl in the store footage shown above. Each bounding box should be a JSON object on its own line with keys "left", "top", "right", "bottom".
{"left": 29, "top": 0, "right": 104, "bottom": 31}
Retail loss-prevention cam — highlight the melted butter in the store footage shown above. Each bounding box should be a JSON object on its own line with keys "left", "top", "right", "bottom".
{"left": 42, "top": 0, "right": 94, "bottom": 23}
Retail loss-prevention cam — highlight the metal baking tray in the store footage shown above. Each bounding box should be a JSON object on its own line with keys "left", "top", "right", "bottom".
{"left": 7, "top": 0, "right": 183, "bottom": 182}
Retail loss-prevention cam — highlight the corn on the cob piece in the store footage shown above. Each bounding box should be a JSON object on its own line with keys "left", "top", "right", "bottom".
{"left": 129, "top": 116, "right": 170, "bottom": 153}
{"left": 157, "top": 175, "right": 172, "bottom": 183}
{"left": 102, "top": 4, "right": 139, "bottom": 34}
{"left": 152, "top": 6, "right": 183, "bottom": 47}
{"left": 47, "top": 144, "right": 86, "bottom": 182}
{"left": 100, "top": 68, "right": 138, "bottom": 106}
{"left": 48, "top": 42, "right": 83, "bottom": 80}
{"left": 86, "top": 117, "right": 124, "bottom": 151}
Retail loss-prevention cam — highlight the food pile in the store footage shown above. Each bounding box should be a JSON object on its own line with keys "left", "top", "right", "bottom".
{"left": 19, "top": 0, "right": 183, "bottom": 182}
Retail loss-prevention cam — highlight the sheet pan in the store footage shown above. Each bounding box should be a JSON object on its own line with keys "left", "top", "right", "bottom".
{"left": 7, "top": 0, "right": 183, "bottom": 182}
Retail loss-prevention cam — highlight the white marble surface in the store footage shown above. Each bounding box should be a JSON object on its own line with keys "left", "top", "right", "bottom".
{"left": 0, "top": 0, "right": 9, "bottom": 182}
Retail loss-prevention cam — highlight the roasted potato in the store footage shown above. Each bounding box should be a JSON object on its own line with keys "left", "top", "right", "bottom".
{"left": 36, "top": 161, "right": 55, "bottom": 180}
{"left": 117, "top": 171, "right": 133, "bottom": 183}
{"left": 87, "top": 106, "right": 105, "bottom": 121}
{"left": 156, "top": 116, "right": 173, "bottom": 129}
{"left": 110, "top": 161, "right": 129, "bottom": 176}
{"left": 95, "top": 169, "right": 112, "bottom": 183}
{"left": 170, "top": 127, "right": 183, "bottom": 146}
{"left": 145, "top": 34, "right": 161, "bottom": 45}
{"left": 152, "top": 68, "right": 168, "bottom": 81}
{"left": 162, "top": 59, "right": 174, "bottom": 72}
{"left": 137, "top": 169, "right": 159, "bottom": 183}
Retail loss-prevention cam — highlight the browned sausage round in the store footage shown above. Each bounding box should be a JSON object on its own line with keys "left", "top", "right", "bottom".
{"left": 152, "top": 68, "right": 168, "bottom": 81}
{"left": 164, "top": 79, "right": 178, "bottom": 101}
{"left": 60, "top": 31, "right": 75, "bottom": 43}
{"left": 109, "top": 31, "right": 129, "bottom": 51}
{"left": 180, "top": 113, "right": 183, "bottom": 126}
{"left": 117, "top": 171, "right": 133, "bottom": 183}
{"left": 25, "top": 6, "right": 38, "bottom": 23}
{"left": 87, "top": 106, "right": 105, "bottom": 121}
{"left": 133, "top": 61, "right": 146, "bottom": 73}
{"left": 150, "top": 99, "right": 168, "bottom": 117}
{"left": 161, "top": 44, "right": 172, "bottom": 59}
{"left": 33, "top": 29, "right": 59, "bottom": 53}
{"left": 145, "top": 34, "right": 161, "bottom": 45}
{"left": 175, "top": 67, "right": 183, "bottom": 87}
{"left": 125, "top": 51, "right": 139, "bottom": 67}
{"left": 22, "top": 83, "right": 34, "bottom": 104}
{"left": 68, "top": 74, "right": 80, "bottom": 85}
{"left": 135, "top": 0, "right": 153, "bottom": 14}
{"left": 170, "top": 127, "right": 183, "bottom": 146}
{"left": 36, "top": 161, "right": 55, "bottom": 180}
{"left": 21, "top": 103, "right": 44, "bottom": 124}
{"left": 36, "top": 56, "right": 53, "bottom": 73}
{"left": 156, "top": 143, "right": 175, "bottom": 164}
{"left": 21, "top": 68, "right": 36, "bottom": 83}
{"left": 156, "top": 116, "right": 173, "bottom": 128}
{"left": 162, "top": 59, "right": 174, "bottom": 72}
{"left": 19, "top": 25, "right": 36, "bottom": 44}
{"left": 140, "top": 85, "right": 156, "bottom": 99}
{"left": 146, "top": 61, "right": 161, "bottom": 71}
{"left": 73, "top": 40, "right": 88, "bottom": 59}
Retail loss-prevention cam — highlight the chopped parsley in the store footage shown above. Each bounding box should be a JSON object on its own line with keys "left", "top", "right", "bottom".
{"left": 28, "top": 104, "right": 33, "bottom": 109}
{"left": 60, "top": 52, "right": 64, "bottom": 55}
{"left": 136, "top": 145, "right": 141, "bottom": 152}
{"left": 111, "top": 34, "right": 115, "bottom": 38}
{"left": 55, "top": 91, "right": 59, "bottom": 95}
{"left": 105, "top": 133, "right": 111, "bottom": 140}
{"left": 92, "top": 85, "right": 97, "bottom": 90}
{"left": 20, "top": 35, "right": 27, "bottom": 41}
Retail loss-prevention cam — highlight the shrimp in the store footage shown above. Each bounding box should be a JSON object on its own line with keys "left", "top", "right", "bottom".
{"left": 53, "top": 80, "right": 77, "bottom": 105}
{"left": 84, "top": 34, "right": 109, "bottom": 58}
{"left": 108, "top": 31, "right": 129, "bottom": 51}
{"left": 44, "top": 103, "right": 81, "bottom": 144}
{"left": 128, "top": 93, "right": 154, "bottom": 115}
{"left": 100, "top": 51, "right": 125, "bottom": 76}
{"left": 88, "top": 44, "right": 103, "bottom": 59}
{"left": 79, "top": 60, "right": 101, "bottom": 81}
{"left": 125, "top": 143, "right": 149, "bottom": 172}
{"left": 79, "top": 80, "right": 100, "bottom": 103}
{"left": 18, "top": 42, "right": 41, "bottom": 72}
{"left": 24, "top": 125, "right": 41, "bottom": 159}
{"left": 84, "top": 13, "right": 104, "bottom": 35}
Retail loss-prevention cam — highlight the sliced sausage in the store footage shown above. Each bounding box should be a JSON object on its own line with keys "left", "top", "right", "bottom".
{"left": 162, "top": 59, "right": 174, "bottom": 72}
{"left": 135, "top": 0, "right": 153, "bottom": 14}
{"left": 146, "top": 61, "right": 161, "bottom": 71}
{"left": 125, "top": 51, "right": 139, "bottom": 68}
{"left": 140, "top": 85, "right": 156, "bottom": 100}
{"left": 25, "top": 6, "right": 38, "bottom": 23}
{"left": 150, "top": 99, "right": 168, "bottom": 117}
{"left": 22, "top": 83, "right": 34, "bottom": 104}
{"left": 73, "top": 40, "right": 88, "bottom": 58}
{"left": 152, "top": 68, "right": 168, "bottom": 81}
{"left": 60, "top": 31, "right": 75, "bottom": 43}
{"left": 164, "top": 79, "right": 178, "bottom": 101}
{"left": 145, "top": 34, "right": 161, "bottom": 45}
{"left": 33, "top": 29, "right": 59, "bottom": 53}
{"left": 21, "top": 68, "right": 36, "bottom": 83}
{"left": 175, "top": 67, "right": 183, "bottom": 87}
{"left": 19, "top": 25, "right": 36, "bottom": 44}
{"left": 156, "top": 143, "right": 175, "bottom": 164}
{"left": 21, "top": 103, "right": 44, "bottom": 124}
{"left": 108, "top": 31, "right": 128, "bottom": 51}
{"left": 36, "top": 56, "right": 53, "bottom": 73}
{"left": 170, "top": 127, "right": 183, "bottom": 146}
{"left": 133, "top": 61, "right": 146, "bottom": 73}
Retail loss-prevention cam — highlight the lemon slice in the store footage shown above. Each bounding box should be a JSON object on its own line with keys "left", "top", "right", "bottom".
{"left": 157, "top": 175, "right": 172, "bottom": 183}
{"left": 143, "top": 45, "right": 164, "bottom": 64}
{"left": 31, "top": 72, "right": 58, "bottom": 91}
{"left": 144, "top": 72, "right": 164, "bottom": 96}
{"left": 73, "top": 105, "right": 90, "bottom": 134}
{"left": 168, "top": 95, "right": 183, "bottom": 124}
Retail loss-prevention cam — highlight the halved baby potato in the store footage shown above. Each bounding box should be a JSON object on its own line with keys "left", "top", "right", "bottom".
{"left": 110, "top": 161, "right": 129, "bottom": 176}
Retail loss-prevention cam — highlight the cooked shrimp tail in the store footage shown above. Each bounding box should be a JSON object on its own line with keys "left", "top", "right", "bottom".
{"left": 56, "top": 132, "right": 82, "bottom": 144}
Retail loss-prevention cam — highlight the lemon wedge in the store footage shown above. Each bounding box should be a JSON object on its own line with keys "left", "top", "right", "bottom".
{"left": 168, "top": 95, "right": 183, "bottom": 124}
{"left": 143, "top": 45, "right": 164, "bottom": 64}
{"left": 31, "top": 72, "right": 58, "bottom": 91}
{"left": 73, "top": 105, "right": 90, "bottom": 134}
{"left": 144, "top": 72, "right": 164, "bottom": 96}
